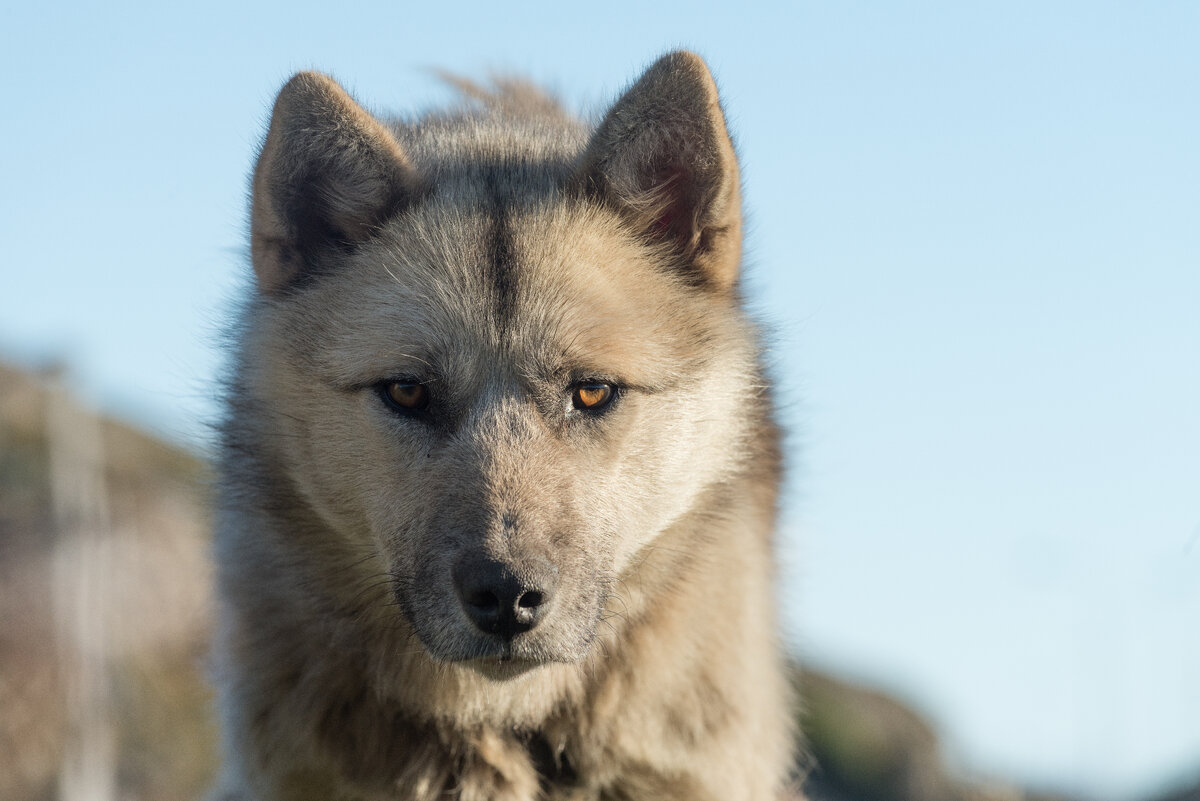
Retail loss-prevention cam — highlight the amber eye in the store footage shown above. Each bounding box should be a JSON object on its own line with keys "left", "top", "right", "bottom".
{"left": 380, "top": 381, "right": 430, "bottom": 414}
{"left": 571, "top": 382, "right": 615, "bottom": 412}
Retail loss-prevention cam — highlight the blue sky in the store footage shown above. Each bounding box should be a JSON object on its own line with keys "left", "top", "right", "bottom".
{"left": 2, "top": 3, "right": 1197, "bottom": 799}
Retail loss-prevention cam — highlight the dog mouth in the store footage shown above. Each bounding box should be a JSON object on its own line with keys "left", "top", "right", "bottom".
{"left": 462, "top": 653, "right": 544, "bottom": 680}
{"left": 408, "top": 609, "right": 599, "bottom": 670}
{"left": 444, "top": 629, "right": 572, "bottom": 669}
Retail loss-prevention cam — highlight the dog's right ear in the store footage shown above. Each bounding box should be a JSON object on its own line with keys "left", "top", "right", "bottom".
{"left": 250, "top": 72, "right": 420, "bottom": 294}
{"left": 577, "top": 52, "right": 743, "bottom": 292}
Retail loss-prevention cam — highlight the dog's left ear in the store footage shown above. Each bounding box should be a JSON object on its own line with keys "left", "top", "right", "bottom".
{"left": 578, "top": 52, "right": 742, "bottom": 291}
{"left": 251, "top": 72, "right": 422, "bottom": 294}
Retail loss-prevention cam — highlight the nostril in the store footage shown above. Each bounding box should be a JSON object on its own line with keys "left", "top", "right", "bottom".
{"left": 517, "top": 590, "right": 543, "bottom": 609}
{"left": 465, "top": 589, "right": 500, "bottom": 613}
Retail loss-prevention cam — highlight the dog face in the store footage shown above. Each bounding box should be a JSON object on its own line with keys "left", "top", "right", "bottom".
{"left": 240, "top": 55, "right": 757, "bottom": 671}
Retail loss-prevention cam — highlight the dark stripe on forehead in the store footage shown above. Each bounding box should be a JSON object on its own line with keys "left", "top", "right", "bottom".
{"left": 481, "top": 166, "right": 518, "bottom": 329}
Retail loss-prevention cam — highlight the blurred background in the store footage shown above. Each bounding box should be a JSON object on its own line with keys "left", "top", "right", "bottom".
{"left": 1, "top": 2, "right": 1197, "bottom": 800}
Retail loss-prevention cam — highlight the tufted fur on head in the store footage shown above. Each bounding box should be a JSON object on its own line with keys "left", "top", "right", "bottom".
{"left": 213, "top": 51, "right": 797, "bottom": 801}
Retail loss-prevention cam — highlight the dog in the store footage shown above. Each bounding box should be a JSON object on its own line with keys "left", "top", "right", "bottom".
{"left": 212, "top": 51, "right": 794, "bottom": 801}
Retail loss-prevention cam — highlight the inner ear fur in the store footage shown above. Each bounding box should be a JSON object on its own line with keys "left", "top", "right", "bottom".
{"left": 577, "top": 51, "right": 743, "bottom": 291}
{"left": 251, "top": 72, "right": 420, "bottom": 294}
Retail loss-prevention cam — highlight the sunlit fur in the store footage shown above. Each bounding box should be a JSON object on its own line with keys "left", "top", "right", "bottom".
{"left": 212, "top": 51, "right": 796, "bottom": 801}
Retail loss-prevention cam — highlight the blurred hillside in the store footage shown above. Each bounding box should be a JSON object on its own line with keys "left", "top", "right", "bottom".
{"left": 0, "top": 359, "right": 1194, "bottom": 801}
{"left": 0, "top": 361, "right": 215, "bottom": 801}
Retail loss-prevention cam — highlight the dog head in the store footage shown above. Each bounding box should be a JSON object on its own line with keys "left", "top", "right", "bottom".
{"left": 238, "top": 53, "right": 762, "bottom": 671}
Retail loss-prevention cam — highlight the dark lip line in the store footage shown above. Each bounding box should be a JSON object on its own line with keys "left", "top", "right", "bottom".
{"left": 459, "top": 654, "right": 546, "bottom": 678}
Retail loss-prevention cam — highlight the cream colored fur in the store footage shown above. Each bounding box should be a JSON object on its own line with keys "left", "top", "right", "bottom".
{"left": 213, "top": 52, "right": 795, "bottom": 801}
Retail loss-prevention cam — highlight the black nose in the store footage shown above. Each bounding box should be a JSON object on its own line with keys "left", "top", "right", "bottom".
{"left": 452, "top": 556, "right": 557, "bottom": 639}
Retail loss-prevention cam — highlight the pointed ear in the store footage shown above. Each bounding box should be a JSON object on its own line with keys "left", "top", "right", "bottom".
{"left": 577, "top": 52, "right": 742, "bottom": 290}
{"left": 250, "top": 72, "right": 421, "bottom": 294}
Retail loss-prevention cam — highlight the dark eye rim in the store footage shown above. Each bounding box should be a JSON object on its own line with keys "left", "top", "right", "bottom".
{"left": 570, "top": 381, "right": 618, "bottom": 413}
{"left": 376, "top": 379, "right": 431, "bottom": 416}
